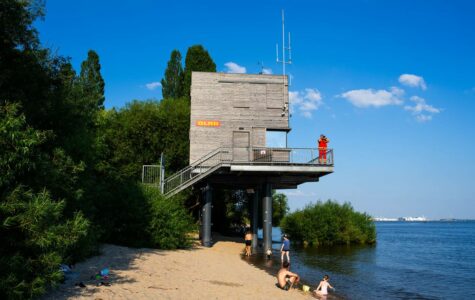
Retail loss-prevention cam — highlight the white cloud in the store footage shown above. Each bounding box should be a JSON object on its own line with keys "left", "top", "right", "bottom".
{"left": 224, "top": 62, "right": 246, "bottom": 74}
{"left": 261, "top": 68, "right": 273, "bottom": 75}
{"left": 390, "top": 86, "right": 405, "bottom": 97}
{"left": 404, "top": 96, "right": 440, "bottom": 122}
{"left": 340, "top": 88, "right": 404, "bottom": 108}
{"left": 415, "top": 114, "right": 433, "bottom": 122}
{"left": 398, "top": 74, "right": 427, "bottom": 90}
{"left": 289, "top": 88, "right": 323, "bottom": 118}
{"left": 145, "top": 81, "right": 161, "bottom": 90}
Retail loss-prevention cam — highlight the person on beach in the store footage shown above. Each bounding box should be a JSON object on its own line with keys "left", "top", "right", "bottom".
{"left": 280, "top": 234, "right": 290, "bottom": 263}
{"left": 318, "top": 134, "right": 330, "bottom": 164}
{"left": 314, "top": 275, "right": 334, "bottom": 297}
{"left": 277, "top": 261, "right": 300, "bottom": 291}
{"left": 244, "top": 229, "right": 252, "bottom": 256}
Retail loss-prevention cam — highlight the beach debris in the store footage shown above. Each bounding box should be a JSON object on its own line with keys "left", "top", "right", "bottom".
{"left": 90, "top": 267, "right": 111, "bottom": 286}
{"left": 100, "top": 268, "right": 109, "bottom": 276}
{"left": 59, "top": 264, "right": 79, "bottom": 282}
{"left": 75, "top": 282, "right": 86, "bottom": 288}
{"left": 59, "top": 264, "right": 71, "bottom": 273}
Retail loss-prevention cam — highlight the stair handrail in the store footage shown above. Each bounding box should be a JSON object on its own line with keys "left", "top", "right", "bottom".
{"left": 163, "top": 147, "right": 229, "bottom": 195}
{"left": 164, "top": 147, "right": 223, "bottom": 184}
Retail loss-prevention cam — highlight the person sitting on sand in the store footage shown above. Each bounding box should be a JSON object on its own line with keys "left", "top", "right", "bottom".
{"left": 244, "top": 229, "right": 252, "bottom": 256}
{"left": 277, "top": 261, "right": 300, "bottom": 291}
{"left": 314, "top": 275, "right": 334, "bottom": 297}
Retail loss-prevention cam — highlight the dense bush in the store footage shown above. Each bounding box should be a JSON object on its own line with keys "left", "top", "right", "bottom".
{"left": 0, "top": 188, "right": 89, "bottom": 299}
{"left": 0, "top": 102, "right": 90, "bottom": 299}
{"left": 281, "top": 200, "right": 376, "bottom": 246}
{"left": 143, "top": 187, "right": 195, "bottom": 249}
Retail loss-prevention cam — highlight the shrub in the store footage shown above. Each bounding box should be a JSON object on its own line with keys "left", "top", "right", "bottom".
{"left": 280, "top": 200, "right": 376, "bottom": 246}
{"left": 0, "top": 188, "right": 89, "bottom": 299}
{"left": 142, "top": 186, "right": 195, "bottom": 249}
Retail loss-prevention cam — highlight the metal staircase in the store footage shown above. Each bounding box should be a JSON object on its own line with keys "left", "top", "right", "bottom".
{"left": 162, "top": 148, "right": 232, "bottom": 198}
{"left": 142, "top": 147, "right": 333, "bottom": 198}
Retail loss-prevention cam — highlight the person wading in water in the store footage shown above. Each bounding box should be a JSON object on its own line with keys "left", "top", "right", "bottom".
{"left": 244, "top": 229, "right": 252, "bottom": 256}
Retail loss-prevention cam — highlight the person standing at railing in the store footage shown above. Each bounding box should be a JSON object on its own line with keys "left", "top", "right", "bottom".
{"left": 318, "top": 134, "right": 330, "bottom": 164}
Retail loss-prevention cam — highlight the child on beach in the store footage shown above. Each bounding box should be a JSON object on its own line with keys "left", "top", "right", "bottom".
{"left": 314, "top": 275, "right": 334, "bottom": 297}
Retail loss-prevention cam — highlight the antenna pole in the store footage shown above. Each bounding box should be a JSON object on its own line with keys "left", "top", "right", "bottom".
{"left": 288, "top": 32, "right": 292, "bottom": 61}
{"left": 282, "top": 9, "right": 285, "bottom": 76}
{"left": 276, "top": 10, "right": 292, "bottom": 75}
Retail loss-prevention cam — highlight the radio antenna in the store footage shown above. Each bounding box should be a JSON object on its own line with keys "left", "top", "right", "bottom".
{"left": 276, "top": 9, "right": 292, "bottom": 76}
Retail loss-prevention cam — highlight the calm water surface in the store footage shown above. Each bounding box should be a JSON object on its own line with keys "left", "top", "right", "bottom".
{"left": 246, "top": 221, "right": 475, "bottom": 299}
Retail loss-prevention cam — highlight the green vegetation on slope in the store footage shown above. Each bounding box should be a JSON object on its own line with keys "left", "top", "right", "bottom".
{"left": 0, "top": 1, "right": 205, "bottom": 298}
{"left": 281, "top": 200, "right": 376, "bottom": 246}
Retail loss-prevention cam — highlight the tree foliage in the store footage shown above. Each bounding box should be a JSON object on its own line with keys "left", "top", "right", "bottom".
{"left": 272, "top": 191, "right": 289, "bottom": 226}
{"left": 161, "top": 50, "right": 184, "bottom": 99}
{"left": 79, "top": 50, "right": 105, "bottom": 109}
{"left": 0, "top": 103, "right": 89, "bottom": 299}
{"left": 281, "top": 200, "right": 376, "bottom": 246}
{"left": 0, "top": 5, "right": 196, "bottom": 294}
{"left": 183, "top": 45, "right": 216, "bottom": 99}
{"left": 143, "top": 187, "right": 195, "bottom": 249}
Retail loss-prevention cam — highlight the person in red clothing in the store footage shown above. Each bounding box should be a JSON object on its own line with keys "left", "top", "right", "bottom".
{"left": 318, "top": 134, "right": 330, "bottom": 164}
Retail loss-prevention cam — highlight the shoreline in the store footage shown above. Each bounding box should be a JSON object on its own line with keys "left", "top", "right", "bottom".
{"left": 45, "top": 238, "right": 314, "bottom": 299}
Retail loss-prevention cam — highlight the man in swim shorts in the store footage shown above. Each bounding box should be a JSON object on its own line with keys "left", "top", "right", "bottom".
{"left": 277, "top": 261, "right": 300, "bottom": 291}
{"left": 244, "top": 229, "right": 252, "bottom": 256}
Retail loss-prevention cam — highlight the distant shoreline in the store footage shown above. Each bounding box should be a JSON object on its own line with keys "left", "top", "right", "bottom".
{"left": 374, "top": 219, "right": 475, "bottom": 222}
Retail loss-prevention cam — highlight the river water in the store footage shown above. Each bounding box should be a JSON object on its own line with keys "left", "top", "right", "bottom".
{"left": 245, "top": 221, "right": 475, "bottom": 299}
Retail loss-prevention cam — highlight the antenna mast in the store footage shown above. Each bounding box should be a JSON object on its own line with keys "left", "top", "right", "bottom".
{"left": 276, "top": 9, "right": 292, "bottom": 76}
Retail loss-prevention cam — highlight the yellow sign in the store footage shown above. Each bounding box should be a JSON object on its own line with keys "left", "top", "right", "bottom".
{"left": 196, "top": 120, "right": 221, "bottom": 127}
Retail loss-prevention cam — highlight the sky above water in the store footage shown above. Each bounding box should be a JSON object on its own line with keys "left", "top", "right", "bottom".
{"left": 36, "top": 0, "right": 475, "bottom": 219}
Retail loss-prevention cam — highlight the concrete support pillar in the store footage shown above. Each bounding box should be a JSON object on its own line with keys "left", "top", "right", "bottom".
{"left": 262, "top": 182, "right": 273, "bottom": 254}
{"left": 251, "top": 189, "right": 259, "bottom": 251}
{"left": 201, "top": 184, "right": 213, "bottom": 247}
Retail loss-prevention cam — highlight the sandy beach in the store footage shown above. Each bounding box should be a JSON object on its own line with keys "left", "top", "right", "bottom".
{"left": 46, "top": 238, "right": 313, "bottom": 300}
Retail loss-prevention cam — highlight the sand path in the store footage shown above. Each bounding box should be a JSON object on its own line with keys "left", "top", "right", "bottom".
{"left": 46, "top": 239, "right": 312, "bottom": 299}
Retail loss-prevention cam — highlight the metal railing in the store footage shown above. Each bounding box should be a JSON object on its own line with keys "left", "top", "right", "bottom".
{"left": 162, "top": 148, "right": 232, "bottom": 197}
{"left": 157, "top": 147, "right": 333, "bottom": 197}
{"left": 234, "top": 147, "right": 334, "bottom": 165}
{"left": 142, "top": 165, "right": 161, "bottom": 185}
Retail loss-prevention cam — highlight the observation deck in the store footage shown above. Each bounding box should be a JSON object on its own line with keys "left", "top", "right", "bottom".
{"left": 143, "top": 147, "right": 333, "bottom": 198}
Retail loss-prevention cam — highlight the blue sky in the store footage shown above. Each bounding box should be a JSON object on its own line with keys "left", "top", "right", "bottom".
{"left": 36, "top": 0, "right": 475, "bottom": 219}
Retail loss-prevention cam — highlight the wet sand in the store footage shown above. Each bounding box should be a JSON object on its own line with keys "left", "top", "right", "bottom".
{"left": 46, "top": 238, "right": 314, "bottom": 299}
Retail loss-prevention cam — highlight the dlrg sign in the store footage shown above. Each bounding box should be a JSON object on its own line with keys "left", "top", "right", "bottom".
{"left": 196, "top": 120, "right": 221, "bottom": 127}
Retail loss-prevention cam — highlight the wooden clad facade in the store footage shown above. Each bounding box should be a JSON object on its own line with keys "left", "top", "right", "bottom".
{"left": 190, "top": 72, "right": 290, "bottom": 164}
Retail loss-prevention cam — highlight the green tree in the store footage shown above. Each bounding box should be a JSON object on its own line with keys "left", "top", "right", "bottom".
{"left": 161, "top": 50, "right": 184, "bottom": 99}
{"left": 0, "top": 0, "right": 42, "bottom": 53}
{"left": 79, "top": 50, "right": 105, "bottom": 109}
{"left": 0, "top": 103, "right": 89, "bottom": 299}
{"left": 143, "top": 187, "right": 195, "bottom": 249}
{"left": 280, "top": 200, "right": 376, "bottom": 246}
{"left": 183, "top": 45, "right": 216, "bottom": 99}
{"left": 272, "top": 191, "right": 289, "bottom": 226}
{"left": 98, "top": 98, "right": 190, "bottom": 180}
